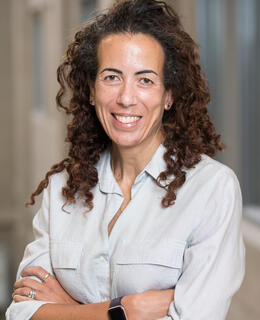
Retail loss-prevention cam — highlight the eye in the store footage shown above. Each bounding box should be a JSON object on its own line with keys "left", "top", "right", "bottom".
{"left": 104, "top": 75, "right": 119, "bottom": 81}
{"left": 140, "top": 77, "right": 153, "bottom": 85}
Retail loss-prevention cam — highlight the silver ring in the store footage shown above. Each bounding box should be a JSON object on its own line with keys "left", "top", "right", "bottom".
{"left": 28, "top": 289, "right": 36, "bottom": 299}
{"left": 42, "top": 273, "right": 50, "bottom": 282}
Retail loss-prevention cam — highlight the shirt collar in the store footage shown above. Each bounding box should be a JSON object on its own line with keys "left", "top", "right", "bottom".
{"left": 96, "top": 147, "right": 122, "bottom": 195}
{"left": 144, "top": 143, "right": 168, "bottom": 180}
{"left": 96, "top": 143, "right": 168, "bottom": 194}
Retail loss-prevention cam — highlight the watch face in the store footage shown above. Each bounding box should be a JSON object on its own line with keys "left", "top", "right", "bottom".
{"left": 108, "top": 306, "right": 127, "bottom": 320}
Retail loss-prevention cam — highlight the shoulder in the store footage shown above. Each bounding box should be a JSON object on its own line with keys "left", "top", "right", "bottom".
{"left": 181, "top": 154, "right": 242, "bottom": 211}
{"left": 184, "top": 156, "right": 243, "bottom": 243}
{"left": 42, "top": 171, "right": 69, "bottom": 205}
{"left": 186, "top": 154, "right": 240, "bottom": 186}
{"left": 44, "top": 150, "right": 108, "bottom": 201}
{"left": 48, "top": 150, "right": 108, "bottom": 190}
{"left": 48, "top": 170, "right": 68, "bottom": 190}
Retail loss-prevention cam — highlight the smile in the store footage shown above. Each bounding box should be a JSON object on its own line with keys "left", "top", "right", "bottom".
{"left": 113, "top": 114, "right": 142, "bottom": 124}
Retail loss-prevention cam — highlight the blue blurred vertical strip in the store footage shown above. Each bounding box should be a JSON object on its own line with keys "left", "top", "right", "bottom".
{"left": 196, "top": 0, "right": 224, "bottom": 140}
{"left": 236, "top": 0, "right": 260, "bottom": 206}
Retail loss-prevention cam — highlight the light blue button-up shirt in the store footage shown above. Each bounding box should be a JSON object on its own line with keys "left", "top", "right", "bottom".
{"left": 6, "top": 144, "right": 245, "bottom": 320}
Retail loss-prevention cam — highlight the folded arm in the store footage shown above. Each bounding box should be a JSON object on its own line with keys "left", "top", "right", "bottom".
{"left": 13, "top": 265, "right": 174, "bottom": 320}
{"left": 22, "top": 288, "right": 174, "bottom": 320}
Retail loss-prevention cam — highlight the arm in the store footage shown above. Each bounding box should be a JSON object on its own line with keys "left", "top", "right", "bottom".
{"left": 12, "top": 266, "right": 174, "bottom": 320}
{"left": 160, "top": 168, "right": 245, "bottom": 320}
{"left": 29, "top": 289, "right": 174, "bottom": 320}
{"left": 30, "top": 301, "right": 111, "bottom": 320}
{"left": 6, "top": 186, "right": 57, "bottom": 320}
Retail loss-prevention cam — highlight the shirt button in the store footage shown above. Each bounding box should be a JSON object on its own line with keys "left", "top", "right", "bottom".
{"left": 99, "top": 255, "right": 108, "bottom": 262}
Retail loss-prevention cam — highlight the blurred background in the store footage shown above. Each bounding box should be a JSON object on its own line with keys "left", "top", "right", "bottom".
{"left": 0, "top": 0, "right": 259, "bottom": 319}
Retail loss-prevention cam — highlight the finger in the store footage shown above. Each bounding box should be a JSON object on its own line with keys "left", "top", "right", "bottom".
{"left": 13, "top": 277, "right": 44, "bottom": 291}
{"left": 13, "top": 287, "right": 32, "bottom": 298}
{"left": 13, "top": 295, "right": 32, "bottom": 302}
{"left": 13, "top": 286, "right": 52, "bottom": 303}
{"left": 22, "top": 266, "right": 52, "bottom": 283}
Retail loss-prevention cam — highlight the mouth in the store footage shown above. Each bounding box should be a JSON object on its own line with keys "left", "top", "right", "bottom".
{"left": 112, "top": 113, "right": 142, "bottom": 124}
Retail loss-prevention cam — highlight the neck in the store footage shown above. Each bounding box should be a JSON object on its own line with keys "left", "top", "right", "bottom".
{"left": 110, "top": 132, "right": 164, "bottom": 186}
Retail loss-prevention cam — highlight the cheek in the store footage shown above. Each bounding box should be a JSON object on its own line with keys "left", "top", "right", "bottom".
{"left": 94, "top": 105, "right": 108, "bottom": 131}
{"left": 139, "top": 90, "right": 166, "bottom": 110}
{"left": 144, "top": 101, "right": 165, "bottom": 121}
{"left": 95, "top": 82, "right": 118, "bottom": 101}
{"left": 95, "top": 91, "right": 117, "bottom": 115}
{"left": 94, "top": 108, "right": 102, "bottom": 124}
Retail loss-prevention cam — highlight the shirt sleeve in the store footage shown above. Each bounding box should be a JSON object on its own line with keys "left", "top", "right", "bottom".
{"left": 159, "top": 168, "right": 245, "bottom": 320}
{"left": 6, "top": 185, "right": 55, "bottom": 320}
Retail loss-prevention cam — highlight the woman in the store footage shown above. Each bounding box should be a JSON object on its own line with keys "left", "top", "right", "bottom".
{"left": 7, "top": 0, "right": 245, "bottom": 319}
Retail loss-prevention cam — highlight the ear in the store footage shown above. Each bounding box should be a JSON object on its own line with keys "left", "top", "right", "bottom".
{"left": 88, "top": 79, "right": 96, "bottom": 105}
{"left": 164, "top": 90, "right": 174, "bottom": 110}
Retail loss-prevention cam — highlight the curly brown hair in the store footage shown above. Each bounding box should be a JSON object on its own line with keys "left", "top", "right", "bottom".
{"left": 27, "top": 0, "right": 224, "bottom": 210}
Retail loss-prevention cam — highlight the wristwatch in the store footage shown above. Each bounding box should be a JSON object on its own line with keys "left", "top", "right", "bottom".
{"left": 108, "top": 296, "right": 127, "bottom": 320}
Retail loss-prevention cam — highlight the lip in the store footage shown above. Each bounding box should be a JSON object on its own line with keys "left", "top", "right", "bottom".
{"left": 112, "top": 112, "right": 142, "bottom": 117}
{"left": 111, "top": 113, "right": 142, "bottom": 129}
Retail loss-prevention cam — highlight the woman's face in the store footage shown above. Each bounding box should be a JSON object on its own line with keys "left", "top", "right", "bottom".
{"left": 90, "top": 33, "right": 173, "bottom": 148}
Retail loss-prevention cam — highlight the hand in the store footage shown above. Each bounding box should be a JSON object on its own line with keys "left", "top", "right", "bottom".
{"left": 122, "top": 289, "right": 174, "bottom": 320}
{"left": 12, "top": 266, "right": 79, "bottom": 305}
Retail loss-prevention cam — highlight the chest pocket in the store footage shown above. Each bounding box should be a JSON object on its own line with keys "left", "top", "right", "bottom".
{"left": 50, "top": 241, "right": 87, "bottom": 302}
{"left": 112, "top": 240, "right": 186, "bottom": 297}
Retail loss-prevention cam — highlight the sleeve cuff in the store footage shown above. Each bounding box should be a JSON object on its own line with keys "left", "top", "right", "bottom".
{"left": 156, "top": 302, "right": 178, "bottom": 319}
{"left": 6, "top": 300, "right": 55, "bottom": 320}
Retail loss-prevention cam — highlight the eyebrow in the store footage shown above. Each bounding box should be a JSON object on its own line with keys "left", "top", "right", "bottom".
{"left": 100, "top": 68, "right": 158, "bottom": 76}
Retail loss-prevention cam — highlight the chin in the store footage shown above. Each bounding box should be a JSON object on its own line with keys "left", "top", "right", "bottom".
{"left": 111, "top": 137, "right": 141, "bottom": 148}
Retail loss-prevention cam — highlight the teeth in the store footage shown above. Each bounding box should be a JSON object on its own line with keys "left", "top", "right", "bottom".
{"left": 114, "top": 115, "right": 141, "bottom": 124}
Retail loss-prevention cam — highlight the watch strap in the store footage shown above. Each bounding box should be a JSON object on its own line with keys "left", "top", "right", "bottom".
{"left": 109, "top": 296, "right": 123, "bottom": 308}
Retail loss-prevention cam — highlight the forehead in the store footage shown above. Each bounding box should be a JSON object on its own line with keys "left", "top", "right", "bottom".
{"left": 97, "top": 33, "right": 165, "bottom": 73}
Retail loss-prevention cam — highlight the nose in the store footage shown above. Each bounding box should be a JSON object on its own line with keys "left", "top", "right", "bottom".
{"left": 116, "top": 80, "right": 137, "bottom": 107}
